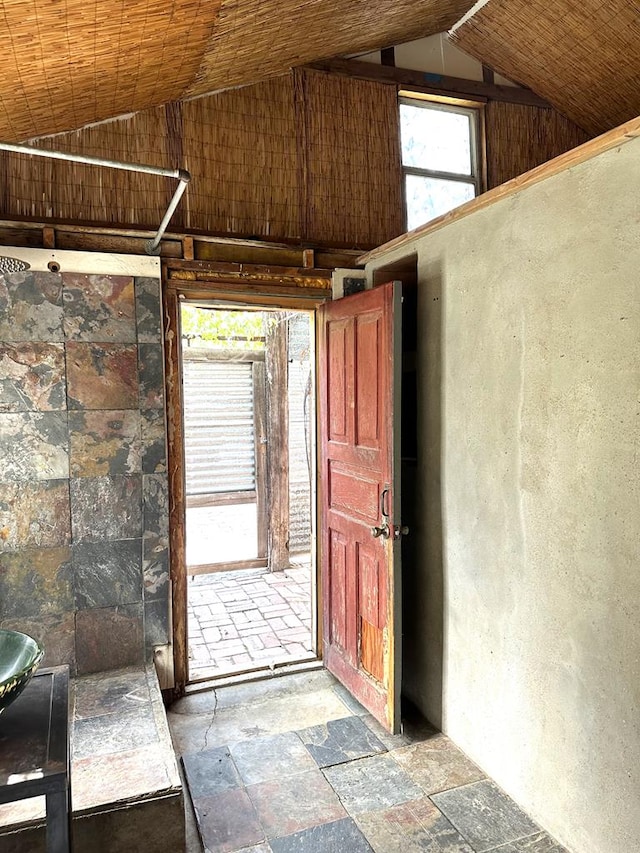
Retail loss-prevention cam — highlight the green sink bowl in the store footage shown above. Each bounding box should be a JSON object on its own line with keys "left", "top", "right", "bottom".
{"left": 0, "top": 630, "right": 45, "bottom": 715}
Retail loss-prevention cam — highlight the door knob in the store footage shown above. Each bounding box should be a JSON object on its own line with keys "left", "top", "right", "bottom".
{"left": 393, "top": 525, "right": 409, "bottom": 540}
{"left": 371, "top": 523, "right": 391, "bottom": 539}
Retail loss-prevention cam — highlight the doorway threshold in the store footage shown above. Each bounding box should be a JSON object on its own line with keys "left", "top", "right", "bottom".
{"left": 187, "top": 557, "right": 315, "bottom": 683}
{"left": 185, "top": 656, "right": 323, "bottom": 693}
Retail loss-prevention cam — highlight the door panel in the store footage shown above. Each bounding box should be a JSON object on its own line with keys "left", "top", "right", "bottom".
{"left": 355, "top": 313, "right": 381, "bottom": 449}
{"left": 329, "top": 529, "right": 348, "bottom": 651}
{"left": 328, "top": 462, "right": 379, "bottom": 523}
{"left": 328, "top": 321, "right": 348, "bottom": 442}
{"left": 319, "top": 282, "right": 401, "bottom": 733}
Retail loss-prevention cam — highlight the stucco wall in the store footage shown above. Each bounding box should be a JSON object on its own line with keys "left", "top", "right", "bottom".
{"left": 0, "top": 249, "right": 170, "bottom": 675}
{"left": 367, "top": 138, "right": 640, "bottom": 852}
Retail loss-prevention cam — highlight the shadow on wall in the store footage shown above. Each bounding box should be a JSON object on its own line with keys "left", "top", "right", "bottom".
{"left": 371, "top": 255, "right": 445, "bottom": 729}
{"left": 403, "top": 259, "right": 445, "bottom": 729}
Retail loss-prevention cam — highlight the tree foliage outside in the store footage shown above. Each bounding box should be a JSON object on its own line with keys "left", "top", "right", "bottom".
{"left": 181, "top": 305, "right": 267, "bottom": 350}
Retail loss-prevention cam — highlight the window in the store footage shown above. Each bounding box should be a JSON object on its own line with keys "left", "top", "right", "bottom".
{"left": 399, "top": 95, "right": 482, "bottom": 231}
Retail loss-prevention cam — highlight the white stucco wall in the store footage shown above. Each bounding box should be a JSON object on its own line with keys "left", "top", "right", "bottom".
{"left": 366, "top": 136, "right": 640, "bottom": 853}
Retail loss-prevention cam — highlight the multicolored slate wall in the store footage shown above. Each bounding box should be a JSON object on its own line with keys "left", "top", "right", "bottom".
{"left": 0, "top": 250, "right": 169, "bottom": 675}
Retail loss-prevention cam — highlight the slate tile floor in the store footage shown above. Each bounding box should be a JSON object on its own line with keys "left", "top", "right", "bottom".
{"left": 188, "top": 557, "right": 314, "bottom": 679}
{"left": 168, "top": 670, "right": 568, "bottom": 853}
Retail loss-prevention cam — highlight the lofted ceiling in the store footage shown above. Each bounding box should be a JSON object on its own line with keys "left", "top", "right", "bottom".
{"left": 451, "top": 0, "right": 640, "bottom": 136}
{"left": 0, "top": 0, "right": 219, "bottom": 142}
{"left": 0, "top": 0, "right": 472, "bottom": 142}
{"left": 184, "top": 0, "right": 475, "bottom": 98}
{"left": 1, "top": 0, "right": 638, "bottom": 148}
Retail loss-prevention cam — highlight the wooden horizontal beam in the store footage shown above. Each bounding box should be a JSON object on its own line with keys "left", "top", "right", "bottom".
{"left": 195, "top": 241, "right": 360, "bottom": 273}
{"left": 182, "top": 348, "right": 265, "bottom": 364}
{"left": 171, "top": 281, "right": 328, "bottom": 301}
{"left": 0, "top": 217, "right": 363, "bottom": 271}
{"left": 186, "top": 491, "right": 257, "bottom": 508}
{"left": 358, "top": 115, "right": 640, "bottom": 265}
{"left": 165, "top": 258, "right": 332, "bottom": 279}
{"left": 164, "top": 260, "right": 331, "bottom": 302}
{"left": 164, "top": 278, "right": 327, "bottom": 309}
{"left": 304, "top": 58, "right": 552, "bottom": 109}
{"left": 188, "top": 558, "right": 268, "bottom": 575}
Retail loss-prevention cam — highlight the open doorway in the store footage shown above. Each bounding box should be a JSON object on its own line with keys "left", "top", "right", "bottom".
{"left": 180, "top": 304, "right": 317, "bottom": 682}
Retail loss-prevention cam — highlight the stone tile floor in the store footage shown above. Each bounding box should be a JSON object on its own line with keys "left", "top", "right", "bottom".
{"left": 167, "top": 670, "right": 568, "bottom": 853}
{"left": 188, "top": 557, "right": 315, "bottom": 680}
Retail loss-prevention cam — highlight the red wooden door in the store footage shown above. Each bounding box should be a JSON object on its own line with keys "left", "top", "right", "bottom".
{"left": 318, "top": 281, "right": 402, "bottom": 733}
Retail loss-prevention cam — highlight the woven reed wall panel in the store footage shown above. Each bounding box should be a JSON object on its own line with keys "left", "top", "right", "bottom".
{"left": 2, "top": 72, "right": 588, "bottom": 247}
{"left": 452, "top": 0, "right": 640, "bottom": 136}
{"left": 297, "top": 70, "right": 404, "bottom": 248}
{"left": 181, "top": 78, "right": 300, "bottom": 239}
{"left": 0, "top": 0, "right": 219, "bottom": 142}
{"left": 485, "top": 102, "right": 590, "bottom": 189}
{"left": 1, "top": 72, "right": 404, "bottom": 247}
{"left": 2, "top": 108, "right": 171, "bottom": 228}
{"left": 187, "top": 0, "right": 473, "bottom": 98}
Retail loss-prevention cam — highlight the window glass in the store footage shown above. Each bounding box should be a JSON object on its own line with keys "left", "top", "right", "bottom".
{"left": 405, "top": 175, "right": 476, "bottom": 231}
{"left": 400, "top": 103, "right": 472, "bottom": 175}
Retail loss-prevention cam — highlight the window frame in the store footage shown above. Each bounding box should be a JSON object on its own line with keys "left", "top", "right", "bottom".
{"left": 398, "top": 91, "right": 485, "bottom": 230}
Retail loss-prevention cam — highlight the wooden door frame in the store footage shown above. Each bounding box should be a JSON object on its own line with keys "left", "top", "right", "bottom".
{"left": 163, "top": 259, "right": 327, "bottom": 692}
{"left": 264, "top": 312, "right": 290, "bottom": 571}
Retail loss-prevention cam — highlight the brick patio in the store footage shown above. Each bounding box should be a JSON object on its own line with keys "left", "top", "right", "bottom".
{"left": 188, "top": 556, "right": 315, "bottom": 680}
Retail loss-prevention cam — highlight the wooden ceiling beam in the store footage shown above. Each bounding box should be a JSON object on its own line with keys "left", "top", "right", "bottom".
{"left": 0, "top": 218, "right": 362, "bottom": 271}
{"left": 304, "top": 58, "right": 552, "bottom": 109}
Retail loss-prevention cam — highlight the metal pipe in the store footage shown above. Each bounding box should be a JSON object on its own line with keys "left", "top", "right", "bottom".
{"left": 0, "top": 141, "right": 191, "bottom": 255}
{"left": 0, "top": 141, "right": 187, "bottom": 179}
{"left": 146, "top": 175, "right": 189, "bottom": 254}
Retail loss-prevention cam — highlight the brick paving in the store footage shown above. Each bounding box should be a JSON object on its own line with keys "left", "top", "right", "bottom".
{"left": 188, "top": 556, "right": 315, "bottom": 679}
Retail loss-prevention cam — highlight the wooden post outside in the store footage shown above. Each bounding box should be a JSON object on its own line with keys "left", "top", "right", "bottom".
{"left": 253, "top": 361, "right": 268, "bottom": 559}
{"left": 265, "top": 312, "right": 290, "bottom": 571}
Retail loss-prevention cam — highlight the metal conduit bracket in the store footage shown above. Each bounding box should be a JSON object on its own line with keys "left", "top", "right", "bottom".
{"left": 0, "top": 141, "right": 191, "bottom": 257}
{"left": 145, "top": 170, "right": 191, "bottom": 255}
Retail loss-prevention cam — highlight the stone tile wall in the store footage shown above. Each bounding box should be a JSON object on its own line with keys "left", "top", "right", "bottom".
{"left": 0, "top": 268, "right": 169, "bottom": 674}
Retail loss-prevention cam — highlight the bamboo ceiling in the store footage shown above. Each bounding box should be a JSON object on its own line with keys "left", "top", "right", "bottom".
{"left": 185, "top": 0, "right": 473, "bottom": 98}
{"left": 0, "top": 0, "right": 219, "bottom": 142}
{"left": 0, "top": 0, "right": 472, "bottom": 142}
{"left": 4, "top": 0, "right": 632, "bottom": 150}
{"left": 451, "top": 0, "right": 640, "bottom": 136}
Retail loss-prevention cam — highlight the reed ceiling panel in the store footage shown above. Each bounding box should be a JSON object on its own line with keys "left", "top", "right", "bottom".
{"left": 452, "top": 0, "right": 640, "bottom": 136}
{"left": 4, "top": 67, "right": 590, "bottom": 248}
{"left": 0, "top": 0, "right": 219, "bottom": 142}
{"left": 1, "top": 0, "right": 475, "bottom": 142}
{"left": 187, "top": 0, "right": 474, "bottom": 98}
